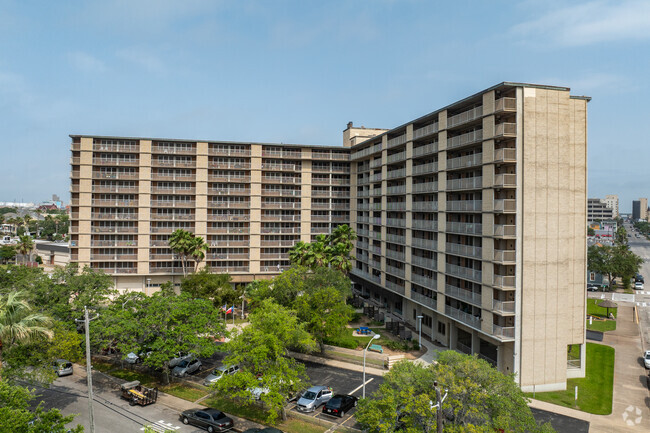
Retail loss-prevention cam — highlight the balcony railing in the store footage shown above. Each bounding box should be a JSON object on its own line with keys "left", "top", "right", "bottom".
{"left": 495, "top": 97, "right": 516, "bottom": 113}
{"left": 92, "top": 267, "right": 138, "bottom": 274}
{"left": 411, "top": 273, "right": 436, "bottom": 289}
{"left": 208, "top": 174, "right": 251, "bottom": 183}
{"left": 412, "top": 162, "right": 438, "bottom": 176}
{"left": 410, "top": 291, "right": 436, "bottom": 309}
{"left": 493, "top": 275, "right": 515, "bottom": 288}
{"left": 208, "top": 226, "right": 250, "bottom": 234}
{"left": 262, "top": 176, "right": 300, "bottom": 184}
{"left": 260, "top": 226, "right": 298, "bottom": 234}
{"left": 207, "top": 265, "right": 251, "bottom": 273}
{"left": 494, "top": 122, "right": 516, "bottom": 138}
{"left": 447, "top": 177, "right": 483, "bottom": 191}
{"left": 151, "top": 145, "right": 196, "bottom": 155}
{"left": 493, "top": 173, "right": 516, "bottom": 188}
{"left": 154, "top": 160, "right": 196, "bottom": 168}
{"left": 387, "top": 185, "right": 406, "bottom": 195}
{"left": 492, "top": 299, "right": 515, "bottom": 313}
{"left": 493, "top": 199, "right": 516, "bottom": 213}
{"left": 91, "top": 254, "right": 137, "bottom": 261}
{"left": 150, "top": 213, "right": 195, "bottom": 221}
{"left": 93, "top": 158, "right": 139, "bottom": 166}
{"left": 385, "top": 280, "right": 406, "bottom": 295}
{"left": 386, "top": 234, "right": 406, "bottom": 244}
{"left": 447, "top": 106, "right": 483, "bottom": 129}
{"left": 261, "top": 188, "right": 298, "bottom": 197}
{"left": 412, "top": 182, "right": 438, "bottom": 194}
{"left": 263, "top": 201, "right": 300, "bottom": 209}
{"left": 445, "top": 284, "right": 482, "bottom": 306}
{"left": 447, "top": 129, "right": 483, "bottom": 150}
{"left": 387, "top": 134, "right": 407, "bottom": 148}
{"left": 150, "top": 200, "right": 195, "bottom": 208}
{"left": 445, "top": 305, "right": 481, "bottom": 329}
{"left": 446, "top": 222, "right": 482, "bottom": 236}
{"left": 387, "top": 169, "right": 406, "bottom": 179}
{"left": 93, "top": 172, "right": 139, "bottom": 180}
{"left": 413, "top": 141, "right": 438, "bottom": 158}
{"left": 411, "top": 220, "right": 438, "bottom": 231}
{"left": 411, "top": 255, "right": 436, "bottom": 270}
{"left": 211, "top": 161, "right": 252, "bottom": 170}
{"left": 91, "top": 213, "right": 137, "bottom": 220}
{"left": 151, "top": 187, "right": 196, "bottom": 194}
{"left": 387, "top": 151, "right": 406, "bottom": 164}
{"left": 493, "top": 148, "right": 516, "bottom": 163}
{"left": 446, "top": 243, "right": 482, "bottom": 259}
{"left": 92, "top": 199, "right": 138, "bottom": 207}
{"left": 413, "top": 122, "right": 439, "bottom": 140}
{"left": 445, "top": 263, "right": 482, "bottom": 283}
{"left": 412, "top": 201, "right": 438, "bottom": 212}
{"left": 492, "top": 324, "right": 515, "bottom": 340}
{"left": 493, "top": 249, "right": 516, "bottom": 263}
{"left": 386, "top": 218, "right": 406, "bottom": 228}
{"left": 385, "top": 249, "right": 406, "bottom": 261}
{"left": 447, "top": 153, "right": 483, "bottom": 170}
{"left": 91, "top": 226, "right": 138, "bottom": 234}
{"left": 93, "top": 143, "right": 139, "bottom": 153}
{"left": 411, "top": 238, "right": 436, "bottom": 250}
{"left": 208, "top": 147, "right": 251, "bottom": 157}
{"left": 493, "top": 224, "right": 516, "bottom": 237}
{"left": 447, "top": 200, "right": 482, "bottom": 212}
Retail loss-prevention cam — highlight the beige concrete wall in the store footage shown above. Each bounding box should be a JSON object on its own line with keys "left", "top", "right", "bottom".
{"left": 518, "top": 88, "right": 587, "bottom": 391}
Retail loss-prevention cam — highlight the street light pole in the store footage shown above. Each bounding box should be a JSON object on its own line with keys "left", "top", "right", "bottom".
{"left": 76, "top": 306, "right": 99, "bottom": 433}
{"left": 416, "top": 315, "right": 423, "bottom": 348}
{"left": 431, "top": 380, "right": 448, "bottom": 433}
{"left": 363, "top": 334, "right": 381, "bottom": 399}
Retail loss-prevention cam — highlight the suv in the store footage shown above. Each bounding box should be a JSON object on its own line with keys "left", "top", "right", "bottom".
{"left": 52, "top": 359, "right": 73, "bottom": 377}
{"left": 172, "top": 358, "right": 202, "bottom": 377}
{"left": 203, "top": 364, "right": 239, "bottom": 386}
{"left": 296, "top": 386, "right": 333, "bottom": 412}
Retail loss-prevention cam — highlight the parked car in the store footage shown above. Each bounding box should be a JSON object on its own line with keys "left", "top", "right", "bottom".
{"left": 587, "top": 284, "right": 599, "bottom": 292}
{"left": 242, "top": 428, "right": 284, "bottom": 433}
{"left": 634, "top": 281, "right": 644, "bottom": 290}
{"left": 322, "top": 394, "right": 358, "bottom": 417}
{"left": 203, "top": 364, "right": 239, "bottom": 386}
{"left": 172, "top": 358, "right": 202, "bottom": 377}
{"left": 296, "top": 385, "right": 333, "bottom": 412}
{"left": 635, "top": 274, "right": 644, "bottom": 283}
{"left": 643, "top": 350, "right": 650, "bottom": 369}
{"left": 124, "top": 349, "right": 152, "bottom": 364}
{"left": 52, "top": 359, "right": 73, "bottom": 377}
{"left": 179, "top": 408, "right": 234, "bottom": 433}
{"left": 169, "top": 352, "right": 194, "bottom": 368}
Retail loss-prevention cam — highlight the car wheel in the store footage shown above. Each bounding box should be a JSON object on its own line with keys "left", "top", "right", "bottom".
{"left": 129, "top": 398, "right": 136, "bottom": 406}
{"left": 207, "top": 427, "right": 215, "bottom": 433}
{"left": 182, "top": 417, "right": 189, "bottom": 425}
{"left": 340, "top": 411, "right": 345, "bottom": 417}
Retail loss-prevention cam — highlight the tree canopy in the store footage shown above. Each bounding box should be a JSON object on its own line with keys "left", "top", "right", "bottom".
{"left": 288, "top": 225, "right": 356, "bottom": 274}
{"left": 588, "top": 244, "right": 643, "bottom": 289}
{"left": 180, "top": 269, "right": 238, "bottom": 308}
{"left": 356, "top": 352, "right": 554, "bottom": 433}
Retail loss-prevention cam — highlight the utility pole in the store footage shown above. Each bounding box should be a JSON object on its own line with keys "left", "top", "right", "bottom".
{"left": 76, "top": 306, "right": 99, "bottom": 433}
{"left": 432, "top": 380, "right": 447, "bottom": 433}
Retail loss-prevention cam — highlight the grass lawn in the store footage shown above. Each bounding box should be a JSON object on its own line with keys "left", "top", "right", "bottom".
{"left": 277, "top": 418, "right": 329, "bottom": 433}
{"left": 160, "top": 384, "right": 208, "bottom": 401}
{"left": 526, "top": 343, "right": 614, "bottom": 415}
{"left": 586, "top": 299, "right": 617, "bottom": 331}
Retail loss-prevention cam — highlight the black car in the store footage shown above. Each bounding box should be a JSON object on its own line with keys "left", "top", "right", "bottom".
{"left": 179, "top": 408, "right": 234, "bottom": 432}
{"left": 322, "top": 394, "right": 358, "bottom": 417}
{"left": 635, "top": 274, "right": 644, "bottom": 283}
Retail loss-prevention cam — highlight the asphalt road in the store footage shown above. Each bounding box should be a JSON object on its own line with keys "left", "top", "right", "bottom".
{"left": 625, "top": 224, "right": 650, "bottom": 353}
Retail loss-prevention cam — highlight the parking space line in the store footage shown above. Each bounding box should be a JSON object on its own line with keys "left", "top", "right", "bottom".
{"left": 348, "top": 378, "right": 373, "bottom": 396}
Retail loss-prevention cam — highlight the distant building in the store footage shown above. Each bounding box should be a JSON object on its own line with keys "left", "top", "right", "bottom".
{"left": 587, "top": 198, "right": 613, "bottom": 222}
{"left": 632, "top": 198, "right": 648, "bottom": 221}
{"left": 604, "top": 194, "right": 618, "bottom": 218}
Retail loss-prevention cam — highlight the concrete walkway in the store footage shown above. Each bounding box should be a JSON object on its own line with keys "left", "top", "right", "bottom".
{"left": 529, "top": 305, "right": 650, "bottom": 432}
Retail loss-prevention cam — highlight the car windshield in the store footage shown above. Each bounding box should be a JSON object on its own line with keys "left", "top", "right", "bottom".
{"left": 328, "top": 397, "right": 342, "bottom": 405}
{"left": 645, "top": 353, "right": 650, "bottom": 359}
{"left": 178, "top": 360, "right": 189, "bottom": 368}
{"left": 303, "top": 391, "right": 317, "bottom": 400}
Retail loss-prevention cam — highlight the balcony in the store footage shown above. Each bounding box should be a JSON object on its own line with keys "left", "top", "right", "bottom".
{"left": 210, "top": 252, "right": 250, "bottom": 260}
{"left": 351, "top": 268, "right": 382, "bottom": 285}
{"left": 260, "top": 226, "right": 298, "bottom": 234}
{"left": 386, "top": 218, "right": 406, "bottom": 228}
{"left": 208, "top": 147, "right": 251, "bottom": 157}
{"left": 92, "top": 199, "right": 138, "bottom": 207}
{"left": 150, "top": 226, "right": 193, "bottom": 234}
{"left": 154, "top": 159, "right": 196, "bottom": 168}
{"left": 445, "top": 263, "right": 482, "bottom": 283}
{"left": 385, "top": 265, "right": 405, "bottom": 278}
{"left": 447, "top": 200, "right": 482, "bottom": 212}
{"left": 493, "top": 174, "right": 516, "bottom": 188}
{"left": 91, "top": 226, "right": 138, "bottom": 234}
{"left": 151, "top": 173, "right": 193, "bottom": 181}
{"left": 387, "top": 151, "right": 406, "bottom": 164}
{"left": 209, "top": 174, "right": 251, "bottom": 183}
{"left": 410, "top": 291, "right": 436, "bottom": 309}
{"left": 93, "top": 171, "right": 139, "bottom": 180}
{"left": 91, "top": 213, "right": 137, "bottom": 221}
{"left": 447, "top": 177, "right": 483, "bottom": 191}
{"left": 494, "top": 122, "right": 516, "bottom": 138}
{"left": 492, "top": 275, "right": 515, "bottom": 289}
{"left": 493, "top": 148, "right": 516, "bottom": 163}
{"left": 411, "top": 237, "right": 436, "bottom": 250}
{"left": 445, "top": 305, "right": 481, "bottom": 329}
{"left": 492, "top": 299, "right": 515, "bottom": 314}
{"left": 262, "top": 176, "right": 300, "bottom": 184}
{"left": 413, "top": 122, "right": 439, "bottom": 140}
{"left": 445, "top": 284, "right": 482, "bottom": 306}
{"left": 370, "top": 188, "right": 382, "bottom": 197}
{"left": 263, "top": 201, "right": 300, "bottom": 209}
{"left": 211, "top": 201, "right": 251, "bottom": 209}
{"left": 209, "top": 265, "right": 250, "bottom": 273}
{"left": 151, "top": 187, "right": 196, "bottom": 195}
{"left": 412, "top": 182, "right": 438, "bottom": 193}
{"left": 411, "top": 256, "right": 436, "bottom": 270}
{"left": 211, "top": 161, "right": 252, "bottom": 170}
{"left": 92, "top": 267, "right": 138, "bottom": 274}
{"left": 495, "top": 97, "right": 516, "bottom": 113}
{"left": 149, "top": 254, "right": 174, "bottom": 260}
{"left": 356, "top": 240, "right": 369, "bottom": 250}
{"left": 91, "top": 240, "right": 137, "bottom": 247}
{"left": 260, "top": 239, "right": 296, "bottom": 247}
{"left": 446, "top": 243, "right": 482, "bottom": 259}
{"left": 149, "top": 266, "right": 184, "bottom": 274}
{"left": 446, "top": 221, "right": 482, "bottom": 236}
{"left": 208, "top": 214, "right": 250, "bottom": 222}
{"left": 151, "top": 145, "right": 196, "bottom": 155}
{"left": 412, "top": 162, "right": 438, "bottom": 176}
{"left": 209, "top": 226, "right": 250, "bottom": 234}
{"left": 412, "top": 201, "right": 438, "bottom": 212}
{"left": 492, "top": 324, "right": 515, "bottom": 340}
{"left": 447, "top": 153, "right": 483, "bottom": 170}
{"left": 493, "top": 199, "right": 516, "bottom": 213}
{"left": 387, "top": 185, "right": 406, "bottom": 195}
{"left": 385, "top": 249, "right": 405, "bottom": 261}
{"left": 411, "top": 273, "right": 435, "bottom": 289}
{"left": 413, "top": 142, "right": 438, "bottom": 158}
{"left": 493, "top": 224, "right": 516, "bottom": 237}
{"left": 385, "top": 280, "right": 405, "bottom": 295}
{"left": 447, "top": 106, "right": 483, "bottom": 129}
{"left": 386, "top": 234, "right": 406, "bottom": 244}
{"left": 387, "top": 169, "right": 406, "bottom": 179}
{"left": 93, "top": 143, "right": 139, "bottom": 153}
{"left": 150, "top": 213, "right": 195, "bottom": 221}
{"left": 261, "top": 149, "right": 301, "bottom": 158}
{"left": 447, "top": 129, "right": 483, "bottom": 150}
{"left": 493, "top": 249, "right": 516, "bottom": 263}
{"left": 93, "top": 158, "right": 139, "bottom": 167}
{"left": 261, "top": 188, "right": 298, "bottom": 197}
{"left": 150, "top": 200, "right": 195, "bottom": 208}
{"left": 387, "top": 134, "right": 407, "bottom": 148}
{"left": 91, "top": 254, "right": 137, "bottom": 261}
{"left": 412, "top": 220, "right": 437, "bottom": 231}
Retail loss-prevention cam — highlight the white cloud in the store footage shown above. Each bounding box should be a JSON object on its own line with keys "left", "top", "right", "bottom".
{"left": 116, "top": 47, "right": 165, "bottom": 72}
{"left": 68, "top": 51, "right": 107, "bottom": 73}
{"left": 512, "top": 0, "right": 650, "bottom": 46}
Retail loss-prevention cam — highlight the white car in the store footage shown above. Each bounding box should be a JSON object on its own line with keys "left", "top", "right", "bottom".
{"left": 644, "top": 350, "right": 650, "bottom": 369}
{"left": 634, "top": 281, "right": 644, "bottom": 290}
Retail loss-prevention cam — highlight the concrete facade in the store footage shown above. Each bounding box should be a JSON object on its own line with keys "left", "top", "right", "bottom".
{"left": 604, "top": 194, "right": 618, "bottom": 218}
{"left": 588, "top": 198, "right": 614, "bottom": 222}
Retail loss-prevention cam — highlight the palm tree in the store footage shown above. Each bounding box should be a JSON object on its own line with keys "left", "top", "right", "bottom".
{"left": 168, "top": 229, "right": 193, "bottom": 276}
{"left": 16, "top": 235, "right": 34, "bottom": 264}
{"left": 0, "top": 291, "right": 53, "bottom": 367}
{"left": 190, "top": 236, "right": 209, "bottom": 272}
{"left": 289, "top": 241, "right": 310, "bottom": 266}
{"left": 330, "top": 224, "right": 356, "bottom": 254}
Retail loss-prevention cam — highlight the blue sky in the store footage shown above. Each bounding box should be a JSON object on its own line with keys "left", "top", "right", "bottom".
{"left": 1, "top": 0, "right": 649, "bottom": 212}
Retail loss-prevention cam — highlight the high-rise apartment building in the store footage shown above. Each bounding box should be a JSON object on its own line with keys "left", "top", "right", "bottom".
{"left": 604, "top": 194, "right": 618, "bottom": 218}
{"left": 632, "top": 198, "right": 648, "bottom": 221}
{"left": 70, "top": 82, "right": 588, "bottom": 391}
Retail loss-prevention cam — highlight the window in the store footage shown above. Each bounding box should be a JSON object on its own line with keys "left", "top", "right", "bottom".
{"left": 438, "top": 322, "right": 446, "bottom": 335}
{"left": 422, "top": 314, "right": 432, "bottom": 328}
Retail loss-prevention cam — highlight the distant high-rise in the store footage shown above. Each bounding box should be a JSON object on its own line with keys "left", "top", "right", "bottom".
{"left": 588, "top": 198, "right": 613, "bottom": 222}
{"left": 604, "top": 195, "right": 618, "bottom": 218}
{"left": 633, "top": 198, "right": 648, "bottom": 220}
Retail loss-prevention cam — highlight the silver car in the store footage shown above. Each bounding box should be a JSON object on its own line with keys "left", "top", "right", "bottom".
{"left": 172, "top": 358, "right": 202, "bottom": 377}
{"left": 203, "top": 364, "right": 239, "bottom": 386}
{"left": 169, "top": 352, "right": 194, "bottom": 368}
{"left": 52, "top": 359, "right": 73, "bottom": 377}
{"left": 296, "top": 386, "right": 333, "bottom": 412}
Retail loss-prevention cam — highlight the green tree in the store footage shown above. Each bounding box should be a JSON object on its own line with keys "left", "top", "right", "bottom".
{"left": 0, "top": 380, "right": 84, "bottom": 433}
{"left": 92, "top": 292, "right": 226, "bottom": 384}
{"left": 288, "top": 225, "right": 356, "bottom": 274}
{"left": 16, "top": 236, "right": 34, "bottom": 265}
{"left": 0, "top": 246, "right": 16, "bottom": 264}
{"left": 180, "top": 269, "right": 237, "bottom": 308}
{"left": 213, "top": 299, "right": 317, "bottom": 424}
{"left": 0, "top": 291, "right": 53, "bottom": 371}
{"left": 587, "top": 227, "right": 595, "bottom": 236}
{"left": 189, "top": 235, "right": 209, "bottom": 272}
{"left": 356, "top": 352, "right": 554, "bottom": 433}
{"left": 588, "top": 244, "right": 643, "bottom": 289}
{"left": 168, "top": 229, "right": 193, "bottom": 276}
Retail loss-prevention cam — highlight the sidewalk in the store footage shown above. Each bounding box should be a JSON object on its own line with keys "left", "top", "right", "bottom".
{"left": 529, "top": 305, "right": 650, "bottom": 432}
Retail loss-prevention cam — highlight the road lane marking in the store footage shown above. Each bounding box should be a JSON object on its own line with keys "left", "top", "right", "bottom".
{"left": 140, "top": 420, "right": 181, "bottom": 432}
{"left": 349, "top": 378, "right": 374, "bottom": 395}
